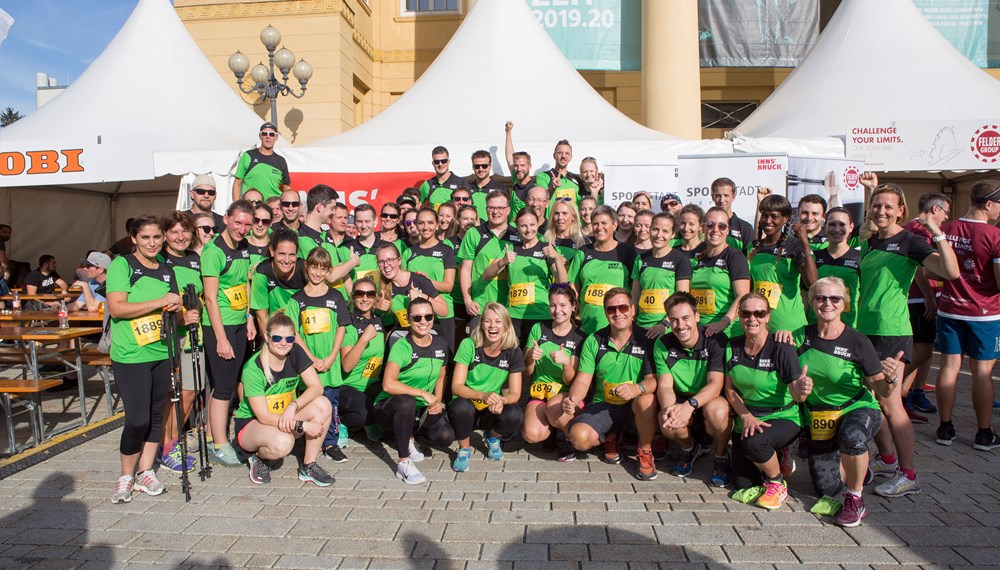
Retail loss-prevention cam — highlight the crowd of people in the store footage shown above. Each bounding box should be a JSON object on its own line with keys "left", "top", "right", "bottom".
{"left": 97, "top": 121, "right": 1000, "bottom": 530}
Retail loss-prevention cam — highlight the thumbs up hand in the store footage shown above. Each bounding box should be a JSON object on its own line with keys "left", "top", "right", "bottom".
{"left": 879, "top": 351, "right": 904, "bottom": 383}
{"left": 505, "top": 244, "right": 516, "bottom": 266}
{"left": 526, "top": 340, "right": 543, "bottom": 363}
{"left": 550, "top": 343, "right": 570, "bottom": 365}
{"left": 793, "top": 365, "right": 812, "bottom": 401}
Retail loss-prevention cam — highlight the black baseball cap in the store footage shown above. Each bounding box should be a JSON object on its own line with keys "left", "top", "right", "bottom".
{"left": 260, "top": 122, "right": 278, "bottom": 133}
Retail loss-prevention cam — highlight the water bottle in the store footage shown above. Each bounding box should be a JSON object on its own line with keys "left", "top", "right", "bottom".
{"left": 11, "top": 291, "right": 20, "bottom": 315}
{"left": 58, "top": 300, "right": 69, "bottom": 329}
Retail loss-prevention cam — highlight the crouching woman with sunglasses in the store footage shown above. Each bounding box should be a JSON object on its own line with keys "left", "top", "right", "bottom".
{"left": 233, "top": 311, "right": 334, "bottom": 487}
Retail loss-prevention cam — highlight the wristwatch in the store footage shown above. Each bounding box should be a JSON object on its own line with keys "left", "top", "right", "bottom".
{"left": 687, "top": 398, "right": 700, "bottom": 409}
{"left": 637, "top": 384, "right": 647, "bottom": 394}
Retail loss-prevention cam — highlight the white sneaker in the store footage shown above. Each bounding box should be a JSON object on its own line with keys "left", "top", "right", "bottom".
{"left": 133, "top": 469, "right": 165, "bottom": 496}
{"left": 875, "top": 471, "right": 921, "bottom": 498}
{"left": 407, "top": 439, "right": 425, "bottom": 462}
{"left": 396, "top": 459, "right": 426, "bottom": 485}
{"left": 111, "top": 475, "right": 133, "bottom": 504}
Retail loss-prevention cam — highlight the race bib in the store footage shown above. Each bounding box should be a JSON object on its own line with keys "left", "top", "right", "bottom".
{"left": 529, "top": 382, "right": 562, "bottom": 401}
{"left": 130, "top": 313, "right": 162, "bottom": 347}
{"left": 756, "top": 281, "right": 781, "bottom": 310}
{"left": 223, "top": 284, "right": 248, "bottom": 311}
{"left": 809, "top": 409, "right": 843, "bottom": 441}
{"left": 691, "top": 289, "right": 716, "bottom": 315}
{"left": 331, "top": 278, "right": 345, "bottom": 290}
{"left": 265, "top": 391, "right": 294, "bottom": 415}
{"left": 301, "top": 308, "right": 330, "bottom": 335}
{"left": 355, "top": 269, "right": 377, "bottom": 282}
{"left": 509, "top": 283, "right": 535, "bottom": 307}
{"left": 394, "top": 308, "right": 411, "bottom": 327}
{"left": 584, "top": 283, "right": 612, "bottom": 306}
{"left": 639, "top": 289, "right": 669, "bottom": 313}
{"left": 554, "top": 187, "right": 575, "bottom": 201}
{"left": 362, "top": 356, "right": 383, "bottom": 378}
{"left": 603, "top": 380, "right": 629, "bottom": 405}
{"left": 471, "top": 398, "right": 490, "bottom": 411}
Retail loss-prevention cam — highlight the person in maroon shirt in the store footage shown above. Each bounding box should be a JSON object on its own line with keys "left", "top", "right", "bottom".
{"left": 933, "top": 181, "right": 1000, "bottom": 450}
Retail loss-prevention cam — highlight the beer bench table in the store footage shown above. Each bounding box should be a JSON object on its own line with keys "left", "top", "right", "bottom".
{"left": 0, "top": 310, "right": 103, "bottom": 325}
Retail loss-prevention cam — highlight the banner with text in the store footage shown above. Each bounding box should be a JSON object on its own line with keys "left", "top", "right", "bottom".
{"left": 698, "top": 0, "right": 819, "bottom": 67}
{"left": 527, "top": 0, "right": 641, "bottom": 71}
{"left": 602, "top": 163, "right": 679, "bottom": 212}
{"left": 787, "top": 156, "right": 866, "bottom": 228}
{"left": 846, "top": 120, "right": 1000, "bottom": 171}
{"left": 289, "top": 171, "right": 431, "bottom": 222}
{"left": 913, "top": 0, "right": 989, "bottom": 67}
{"left": 676, "top": 154, "right": 788, "bottom": 223}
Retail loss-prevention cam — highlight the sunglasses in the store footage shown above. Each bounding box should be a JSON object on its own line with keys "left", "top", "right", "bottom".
{"left": 662, "top": 201, "right": 679, "bottom": 208}
{"left": 814, "top": 295, "right": 844, "bottom": 306}
{"left": 281, "top": 201, "right": 300, "bottom": 208}
{"left": 433, "top": 159, "right": 449, "bottom": 165}
{"left": 270, "top": 335, "right": 295, "bottom": 343}
{"left": 260, "top": 132, "right": 278, "bottom": 138}
{"left": 554, "top": 196, "right": 574, "bottom": 203}
{"left": 549, "top": 282, "right": 571, "bottom": 291}
{"left": 403, "top": 220, "right": 414, "bottom": 226}
{"left": 353, "top": 289, "right": 377, "bottom": 299}
{"left": 472, "top": 163, "right": 490, "bottom": 170}
{"left": 247, "top": 199, "right": 262, "bottom": 206}
{"left": 197, "top": 225, "right": 215, "bottom": 233}
{"left": 381, "top": 213, "right": 400, "bottom": 219}
{"left": 193, "top": 188, "right": 216, "bottom": 196}
{"left": 253, "top": 217, "right": 271, "bottom": 225}
{"left": 410, "top": 313, "right": 434, "bottom": 323}
{"left": 704, "top": 221, "right": 729, "bottom": 231}
{"left": 453, "top": 196, "right": 471, "bottom": 202}
{"left": 604, "top": 304, "right": 630, "bottom": 315}
{"left": 739, "top": 309, "right": 768, "bottom": 319}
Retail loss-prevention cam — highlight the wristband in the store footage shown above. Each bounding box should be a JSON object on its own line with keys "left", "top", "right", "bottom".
{"left": 932, "top": 234, "right": 946, "bottom": 243}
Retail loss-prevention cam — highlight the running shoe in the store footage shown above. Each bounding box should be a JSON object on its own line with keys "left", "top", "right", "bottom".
{"left": 324, "top": 445, "right": 348, "bottom": 463}
{"left": 756, "top": 480, "right": 788, "bottom": 510}
{"left": 134, "top": 470, "right": 165, "bottom": 496}
{"left": 160, "top": 442, "right": 195, "bottom": 473}
{"left": 407, "top": 439, "right": 425, "bottom": 462}
{"left": 602, "top": 431, "right": 621, "bottom": 465}
{"left": 864, "top": 466, "right": 876, "bottom": 486}
{"left": 904, "top": 398, "right": 929, "bottom": 424}
{"left": 636, "top": 447, "right": 657, "bottom": 481}
{"left": 709, "top": 455, "right": 733, "bottom": 487}
{"left": 870, "top": 455, "right": 898, "bottom": 477}
{"left": 556, "top": 434, "right": 576, "bottom": 462}
{"left": 337, "top": 423, "right": 349, "bottom": 449}
{"left": 485, "top": 433, "right": 503, "bottom": 461}
{"left": 909, "top": 389, "right": 937, "bottom": 414}
{"left": 670, "top": 443, "right": 702, "bottom": 478}
{"left": 935, "top": 421, "right": 956, "bottom": 446}
{"left": 298, "top": 462, "right": 334, "bottom": 487}
{"left": 111, "top": 475, "right": 133, "bottom": 504}
{"left": 210, "top": 443, "right": 243, "bottom": 467}
{"left": 834, "top": 493, "right": 867, "bottom": 527}
{"left": 395, "top": 459, "right": 427, "bottom": 485}
{"left": 777, "top": 446, "right": 795, "bottom": 477}
{"left": 974, "top": 428, "right": 1000, "bottom": 451}
{"left": 874, "top": 472, "right": 921, "bottom": 498}
{"left": 247, "top": 454, "right": 271, "bottom": 485}
{"left": 452, "top": 447, "right": 473, "bottom": 472}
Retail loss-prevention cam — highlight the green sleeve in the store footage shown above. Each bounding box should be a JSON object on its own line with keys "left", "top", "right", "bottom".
{"left": 200, "top": 245, "right": 223, "bottom": 278}
{"left": 457, "top": 229, "right": 480, "bottom": 262}
{"left": 240, "top": 357, "right": 267, "bottom": 398}
{"left": 285, "top": 297, "right": 302, "bottom": 332}
{"left": 388, "top": 337, "right": 412, "bottom": 367}
{"left": 630, "top": 255, "right": 642, "bottom": 281}
{"left": 106, "top": 256, "right": 131, "bottom": 293}
{"left": 419, "top": 181, "right": 430, "bottom": 203}
{"left": 455, "top": 338, "right": 475, "bottom": 366}
{"left": 652, "top": 339, "right": 669, "bottom": 378}
{"left": 577, "top": 335, "right": 597, "bottom": 375}
{"left": 235, "top": 152, "right": 251, "bottom": 179}
{"left": 569, "top": 253, "right": 584, "bottom": 288}
{"left": 298, "top": 236, "right": 316, "bottom": 260}
{"left": 342, "top": 324, "right": 359, "bottom": 349}
{"left": 526, "top": 323, "right": 541, "bottom": 349}
{"left": 249, "top": 267, "right": 269, "bottom": 311}
{"left": 535, "top": 172, "right": 551, "bottom": 189}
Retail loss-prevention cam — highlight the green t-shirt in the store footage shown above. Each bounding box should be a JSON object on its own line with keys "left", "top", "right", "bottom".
{"left": 652, "top": 326, "right": 725, "bottom": 395}
{"left": 235, "top": 344, "right": 311, "bottom": 420}
{"left": 553, "top": 237, "right": 585, "bottom": 283}
{"left": 445, "top": 235, "right": 464, "bottom": 305}
{"left": 725, "top": 335, "right": 802, "bottom": 430}
{"left": 726, "top": 213, "right": 754, "bottom": 257}
{"left": 161, "top": 251, "right": 203, "bottom": 348}
{"left": 297, "top": 225, "right": 352, "bottom": 300}
{"left": 534, "top": 169, "right": 582, "bottom": 217}
{"left": 375, "top": 333, "right": 450, "bottom": 407}
{"left": 570, "top": 242, "right": 639, "bottom": 334}
{"left": 348, "top": 237, "right": 385, "bottom": 284}
{"left": 507, "top": 240, "right": 557, "bottom": 320}
{"left": 286, "top": 287, "right": 351, "bottom": 388}
{"left": 234, "top": 148, "right": 290, "bottom": 201}
{"left": 749, "top": 238, "right": 808, "bottom": 339}
{"left": 690, "top": 246, "right": 751, "bottom": 338}
{"left": 526, "top": 322, "right": 585, "bottom": 395}
{"left": 341, "top": 311, "right": 386, "bottom": 391}
{"left": 577, "top": 326, "right": 653, "bottom": 405}
{"left": 808, "top": 248, "right": 861, "bottom": 327}
{"left": 469, "top": 179, "right": 507, "bottom": 221}
{"left": 248, "top": 243, "right": 269, "bottom": 271}
{"left": 420, "top": 173, "right": 465, "bottom": 209}
{"left": 858, "top": 231, "right": 934, "bottom": 336}
{"left": 250, "top": 259, "right": 306, "bottom": 315}
{"left": 384, "top": 273, "right": 441, "bottom": 329}
{"left": 453, "top": 337, "right": 526, "bottom": 400}
{"left": 107, "top": 255, "right": 179, "bottom": 364}
{"left": 456, "top": 223, "right": 519, "bottom": 309}
{"left": 798, "top": 325, "right": 881, "bottom": 416}
{"left": 630, "top": 249, "right": 693, "bottom": 329}
{"left": 407, "top": 241, "right": 457, "bottom": 319}
{"left": 199, "top": 235, "right": 251, "bottom": 326}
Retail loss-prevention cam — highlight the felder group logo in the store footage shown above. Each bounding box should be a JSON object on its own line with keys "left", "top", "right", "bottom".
{"left": 971, "top": 125, "right": 1000, "bottom": 164}
{"left": 843, "top": 165, "right": 861, "bottom": 190}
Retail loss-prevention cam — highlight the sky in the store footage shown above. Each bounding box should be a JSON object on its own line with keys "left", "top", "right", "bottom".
{"left": 0, "top": 1, "right": 139, "bottom": 117}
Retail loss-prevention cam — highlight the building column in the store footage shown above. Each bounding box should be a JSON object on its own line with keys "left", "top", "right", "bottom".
{"left": 641, "top": 0, "right": 701, "bottom": 139}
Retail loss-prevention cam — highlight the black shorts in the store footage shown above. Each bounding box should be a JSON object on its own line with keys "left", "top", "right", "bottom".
{"left": 570, "top": 401, "right": 636, "bottom": 442}
{"left": 233, "top": 416, "right": 254, "bottom": 453}
{"left": 868, "top": 334, "right": 912, "bottom": 364}
{"left": 908, "top": 302, "right": 936, "bottom": 345}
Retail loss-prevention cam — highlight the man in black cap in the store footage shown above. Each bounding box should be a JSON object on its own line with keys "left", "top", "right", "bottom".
{"left": 660, "top": 193, "right": 683, "bottom": 216}
{"left": 232, "top": 122, "right": 291, "bottom": 202}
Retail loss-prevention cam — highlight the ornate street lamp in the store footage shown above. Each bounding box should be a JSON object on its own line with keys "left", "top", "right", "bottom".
{"left": 227, "top": 25, "right": 313, "bottom": 125}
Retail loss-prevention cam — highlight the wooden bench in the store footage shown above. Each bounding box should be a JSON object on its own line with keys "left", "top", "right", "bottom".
{"left": 0, "top": 379, "right": 64, "bottom": 454}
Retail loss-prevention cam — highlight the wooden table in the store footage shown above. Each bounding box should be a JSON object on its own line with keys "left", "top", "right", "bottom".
{"left": 0, "top": 310, "right": 103, "bottom": 324}
{"left": 1, "top": 292, "right": 80, "bottom": 301}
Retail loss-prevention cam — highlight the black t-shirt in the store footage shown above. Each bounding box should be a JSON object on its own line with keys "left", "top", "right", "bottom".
{"left": 25, "top": 270, "right": 61, "bottom": 294}
{"left": 108, "top": 235, "right": 136, "bottom": 257}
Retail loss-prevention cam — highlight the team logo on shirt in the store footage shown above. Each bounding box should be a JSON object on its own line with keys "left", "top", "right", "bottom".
{"left": 564, "top": 340, "right": 577, "bottom": 350}
{"left": 499, "top": 359, "right": 509, "bottom": 369}
{"left": 435, "top": 350, "right": 446, "bottom": 358}
{"left": 532, "top": 250, "right": 546, "bottom": 259}
{"left": 326, "top": 300, "right": 340, "bottom": 310}
{"left": 758, "top": 359, "right": 772, "bottom": 369}
{"left": 660, "top": 260, "right": 676, "bottom": 270}
{"left": 432, "top": 250, "right": 443, "bottom": 258}
{"left": 629, "top": 346, "right": 646, "bottom": 357}
{"left": 700, "top": 349, "right": 709, "bottom": 359}
{"left": 886, "top": 243, "right": 900, "bottom": 252}
{"left": 714, "top": 259, "right": 728, "bottom": 269}
{"left": 844, "top": 259, "right": 859, "bottom": 269}
{"left": 964, "top": 258, "right": 976, "bottom": 271}
{"left": 833, "top": 346, "right": 852, "bottom": 359}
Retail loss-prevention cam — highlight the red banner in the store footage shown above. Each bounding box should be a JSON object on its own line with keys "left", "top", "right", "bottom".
{"left": 289, "top": 171, "right": 433, "bottom": 214}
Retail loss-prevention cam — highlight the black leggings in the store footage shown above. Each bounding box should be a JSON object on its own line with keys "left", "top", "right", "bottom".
{"left": 113, "top": 359, "right": 171, "bottom": 455}
{"left": 807, "top": 407, "right": 882, "bottom": 497}
{"left": 203, "top": 323, "right": 248, "bottom": 402}
{"left": 449, "top": 397, "right": 524, "bottom": 441}
{"left": 732, "top": 418, "right": 802, "bottom": 490}
{"left": 339, "top": 384, "right": 379, "bottom": 428}
{"left": 372, "top": 395, "right": 455, "bottom": 459}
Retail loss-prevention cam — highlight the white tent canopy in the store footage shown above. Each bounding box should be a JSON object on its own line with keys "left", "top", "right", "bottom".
{"left": 731, "top": 0, "right": 1000, "bottom": 157}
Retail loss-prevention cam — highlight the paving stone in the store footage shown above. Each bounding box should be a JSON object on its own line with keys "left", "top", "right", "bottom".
{"left": 550, "top": 543, "right": 589, "bottom": 561}
{"left": 890, "top": 525, "right": 1000, "bottom": 547}
{"left": 491, "top": 510, "right": 574, "bottom": 524}
{"left": 229, "top": 536, "right": 325, "bottom": 556}
{"left": 722, "top": 545, "right": 798, "bottom": 563}
{"left": 736, "top": 525, "right": 854, "bottom": 546}
{"left": 525, "top": 525, "right": 608, "bottom": 544}
{"left": 653, "top": 525, "right": 741, "bottom": 546}
{"left": 953, "top": 547, "right": 1000, "bottom": 566}
{"left": 442, "top": 523, "right": 525, "bottom": 543}
{"left": 791, "top": 546, "right": 897, "bottom": 564}
{"left": 321, "top": 538, "right": 414, "bottom": 559}
{"left": 273, "top": 554, "right": 344, "bottom": 569}
{"left": 844, "top": 525, "right": 908, "bottom": 546}
{"left": 411, "top": 541, "right": 482, "bottom": 560}
{"left": 606, "top": 525, "right": 657, "bottom": 544}
{"left": 182, "top": 516, "right": 296, "bottom": 537}
{"left": 589, "top": 543, "right": 686, "bottom": 562}
{"left": 575, "top": 511, "right": 662, "bottom": 525}
{"left": 479, "top": 543, "right": 548, "bottom": 561}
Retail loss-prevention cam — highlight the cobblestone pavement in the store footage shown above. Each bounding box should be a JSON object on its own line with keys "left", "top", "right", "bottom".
{"left": 0, "top": 369, "right": 996, "bottom": 569}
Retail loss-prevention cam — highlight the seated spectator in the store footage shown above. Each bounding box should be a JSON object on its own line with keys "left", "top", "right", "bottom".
{"left": 24, "top": 254, "right": 69, "bottom": 309}
{"left": 68, "top": 252, "right": 110, "bottom": 312}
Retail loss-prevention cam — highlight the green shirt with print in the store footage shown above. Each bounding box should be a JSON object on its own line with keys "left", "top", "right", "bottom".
{"left": 690, "top": 246, "right": 750, "bottom": 338}
{"left": 200, "top": 235, "right": 251, "bottom": 326}
{"left": 631, "top": 249, "right": 692, "bottom": 329}
{"left": 577, "top": 326, "right": 653, "bottom": 405}
{"left": 526, "top": 323, "right": 585, "bottom": 397}
{"left": 808, "top": 248, "right": 861, "bottom": 327}
{"left": 375, "top": 333, "right": 450, "bottom": 407}
{"left": 286, "top": 288, "right": 351, "bottom": 388}
{"left": 749, "top": 238, "right": 809, "bottom": 340}
{"left": 340, "top": 311, "right": 386, "bottom": 391}
{"left": 407, "top": 241, "right": 456, "bottom": 319}
{"left": 725, "top": 336, "right": 802, "bottom": 430}
{"left": 250, "top": 259, "right": 306, "bottom": 315}
{"left": 457, "top": 223, "right": 519, "bottom": 309}
{"left": 507, "top": 241, "right": 557, "bottom": 321}
{"left": 235, "top": 344, "right": 311, "bottom": 420}
{"left": 570, "top": 242, "right": 638, "bottom": 334}
{"left": 452, "top": 338, "right": 526, "bottom": 400}
{"left": 652, "top": 326, "right": 725, "bottom": 395}
{"left": 798, "top": 325, "right": 881, "bottom": 419}
{"left": 107, "top": 255, "right": 179, "bottom": 364}
{"left": 858, "top": 231, "right": 935, "bottom": 336}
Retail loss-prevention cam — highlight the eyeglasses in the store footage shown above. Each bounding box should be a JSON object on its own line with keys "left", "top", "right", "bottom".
{"left": 270, "top": 335, "right": 295, "bottom": 343}
{"left": 604, "top": 304, "right": 630, "bottom": 315}
{"left": 472, "top": 163, "right": 490, "bottom": 170}
{"left": 377, "top": 257, "right": 399, "bottom": 266}
{"left": 353, "top": 289, "right": 377, "bottom": 299}
{"left": 247, "top": 199, "right": 262, "bottom": 206}
{"left": 433, "top": 159, "right": 449, "bottom": 165}
{"left": 704, "top": 221, "right": 729, "bottom": 231}
{"left": 253, "top": 217, "right": 271, "bottom": 225}
{"left": 193, "top": 188, "right": 216, "bottom": 196}
{"left": 260, "top": 132, "right": 278, "bottom": 138}
{"left": 487, "top": 205, "right": 509, "bottom": 212}
{"left": 280, "top": 201, "right": 300, "bottom": 208}
{"left": 197, "top": 225, "right": 215, "bottom": 234}
{"left": 381, "top": 213, "right": 400, "bottom": 220}
{"left": 937, "top": 205, "right": 951, "bottom": 217}
{"left": 739, "top": 309, "right": 768, "bottom": 319}
{"left": 813, "top": 295, "right": 844, "bottom": 306}
{"left": 410, "top": 313, "right": 434, "bottom": 323}
{"left": 453, "top": 196, "right": 471, "bottom": 202}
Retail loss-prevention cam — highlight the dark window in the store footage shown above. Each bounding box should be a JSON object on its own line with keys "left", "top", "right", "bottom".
{"left": 405, "top": 0, "right": 459, "bottom": 13}
{"left": 701, "top": 101, "right": 758, "bottom": 129}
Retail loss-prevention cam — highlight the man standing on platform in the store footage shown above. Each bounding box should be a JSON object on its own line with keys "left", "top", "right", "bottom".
{"left": 232, "top": 122, "right": 291, "bottom": 202}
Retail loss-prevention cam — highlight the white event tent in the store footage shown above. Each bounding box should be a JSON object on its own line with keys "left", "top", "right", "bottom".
{"left": 0, "top": 0, "right": 267, "bottom": 272}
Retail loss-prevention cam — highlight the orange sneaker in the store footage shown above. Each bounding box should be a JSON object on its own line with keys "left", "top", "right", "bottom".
{"left": 756, "top": 480, "right": 788, "bottom": 510}
{"left": 636, "top": 447, "right": 657, "bottom": 481}
{"left": 602, "top": 432, "right": 621, "bottom": 465}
